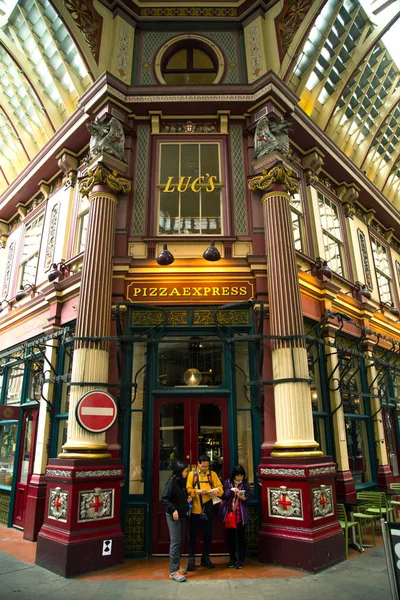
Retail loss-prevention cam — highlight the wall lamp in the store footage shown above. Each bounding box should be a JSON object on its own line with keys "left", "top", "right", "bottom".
{"left": 156, "top": 241, "right": 221, "bottom": 266}
{"left": 306, "top": 257, "right": 331, "bottom": 281}
{"left": 15, "top": 283, "right": 36, "bottom": 302}
{"left": 352, "top": 282, "right": 372, "bottom": 302}
{"left": 48, "top": 261, "right": 71, "bottom": 282}
{"left": 0, "top": 298, "right": 12, "bottom": 313}
{"left": 381, "top": 301, "right": 400, "bottom": 317}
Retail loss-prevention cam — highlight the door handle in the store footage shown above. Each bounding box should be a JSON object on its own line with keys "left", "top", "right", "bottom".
{"left": 186, "top": 455, "right": 190, "bottom": 459}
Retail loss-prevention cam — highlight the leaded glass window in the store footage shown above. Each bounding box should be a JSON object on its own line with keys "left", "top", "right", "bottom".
{"left": 20, "top": 212, "right": 44, "bottom": 286}
{"left": 371, "top": 236, "right": 392, "bottom": 305}
{"left": 158, "top": 143, "right": 222, "bottom": 236}
{"left": 317, "top": 192, "right": 343, "bottom": 275}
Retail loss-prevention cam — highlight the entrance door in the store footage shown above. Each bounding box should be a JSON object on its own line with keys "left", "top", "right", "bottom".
{"left": 152, "top": 397, "right": 229, "bottom": 555}
{"left": 13, "top": 408, "right": 39, "bottom": 528}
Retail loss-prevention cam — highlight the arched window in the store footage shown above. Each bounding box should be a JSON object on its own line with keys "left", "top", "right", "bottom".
{"left": 155, "top": 35, "right": 224, "bottom": 85}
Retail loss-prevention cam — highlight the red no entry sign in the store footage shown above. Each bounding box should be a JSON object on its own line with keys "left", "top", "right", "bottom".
{"left": 76, "top": 390, "right": 117, "bottom": 433}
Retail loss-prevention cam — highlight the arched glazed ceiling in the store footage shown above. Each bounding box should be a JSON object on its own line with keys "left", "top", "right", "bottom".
{"left": 1, "top": 0, "right": 400, "bottom": 210}
{"left": 286, "top": 0, "right": 400, "bottom": 205}
{"left": 0, "top": 0, "right": 93, "bottom": 193}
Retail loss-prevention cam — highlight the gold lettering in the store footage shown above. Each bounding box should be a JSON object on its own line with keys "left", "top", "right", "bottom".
{"left": 192, "top": 287, "right": 202, "bottom": 296}
{"left": 203, "top": 287, "right": 211, "bottom": 295}
{"left": 206, "top": 175, "right": 217, "bottom": 192}
{"left": 159, "top": 288, "right": 168, "bottom": 296}
{"left": 132, "top": 288, "right": 141, "bottom": 296}
{"left": 212, "top": 287, "right": 220, "bottom": 295}
{"left": 170, "top": 287, "right": 181, "bottom": 296}
{"left": 149, "top": 288, "right": 158, "bottom": 297}
{"left": 177, "top": 177, "right": 192, "bottom": 192}
{"left": 163, "top": 176, "right": 176, "bottom": 193}
{"left": 231, "top": 286, "right": 238, "bottom": 295}
{"left": 191, "top": 176, "right": 204, "bottom": 193}
{"left": 222, "top": 287, "right": 230, "bottom": 295}
{"left": 142, "top": 288, "right": 148, "bottom": 297}
{"left": 239, "top": 286, "right": 247, "bottom": 295}
{"left": 182, "top": 288, "right": 191, "bottom": 295}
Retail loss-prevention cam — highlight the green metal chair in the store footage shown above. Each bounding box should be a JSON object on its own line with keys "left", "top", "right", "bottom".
{"left": 352, "top": 507, "right": 376, "bottom": 545}
{"left": 389, "top": 483, "right": 400, "bottom": 519}
{"left": 337, "top": 503, "right": 363, "bottom": 559}
{"left": 356, "top": 491, "right": 395, "bottom": 522}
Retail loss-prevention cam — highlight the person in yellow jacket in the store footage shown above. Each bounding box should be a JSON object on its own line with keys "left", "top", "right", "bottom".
{"left": 186, "top": 454, "right": 223, "bottom": 571}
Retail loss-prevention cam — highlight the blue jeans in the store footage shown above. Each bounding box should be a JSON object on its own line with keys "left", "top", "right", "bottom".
{"left": 166, "top": 513, "right": 186, "bottom": 573}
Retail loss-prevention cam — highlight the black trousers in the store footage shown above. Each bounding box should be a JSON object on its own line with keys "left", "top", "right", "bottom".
{"left": 227, "top": 522, "right": 246, "bottom": 562}
{"left": 188, "top": 513, "right": 213, "bottom": 558}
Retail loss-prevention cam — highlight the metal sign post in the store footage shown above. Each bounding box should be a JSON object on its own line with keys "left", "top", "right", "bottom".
{"left": 382, "top": 519, "right": 400, "bottom": 600}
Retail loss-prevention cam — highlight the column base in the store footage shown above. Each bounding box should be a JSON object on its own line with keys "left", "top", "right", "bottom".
{"left": 259, "top": 526, "right": 344, "bottom": 572}
{"left": 335, "top": 470, "right": 356, "bottom": 504}
{"left": 377, "top": 464, "right": 394, "bottom": 491}
{"left": 23, "top": 474, "right": 47, "bottom": 541}
{"left": 36, "top": 526, "right": 124, "bottom": 577}
{"left": 36, "top": 458, "right": 124, "bottom": 577}
{"left": 258, "top": 455, "right": 345, "bottom": 572}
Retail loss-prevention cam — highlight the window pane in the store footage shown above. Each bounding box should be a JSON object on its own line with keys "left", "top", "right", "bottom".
{"left": 318, "top": 192, "right": 343, "bottom": 274}
{"left": 345, "top": 419, "right": 372, "bottom": 484}
{"left": 235, "top": 342, "right": 250, "bottom": 409}
{"left": 313, "top": 416, "right": 327, "bottom": 454}
{"left": 166, "top": 49, "right": 187, "bottom": 69}
{"left": 158, "top": 337, "right": 223, "bottom": 387}
{"left": 21, "top": 213, "right": 44, "bottom": 285}
{"left": 158, "top": 403, "right": 184, "bottom": 498}
{"left": 130, "top": 411, "right": 145, "bottom": 494}
{"left": 57, "top": 419, "right": 68, "bottom": 455}
{"left": 0, "top": 423, "right": 17, "bottom": 479}
{"left": 198, "top": 403, "right": 223, "bottom": 482}
{"left": 193, "top": 49, "right": 214, "bottom": 69}
{"left": 60, "top": 348, "right": 73, "bottom": 414}
{"left": 237, "top": 411, "right": 254, "bottom": 489}
{"left": 6, "top": 364, "right": 24, "bottom": 404}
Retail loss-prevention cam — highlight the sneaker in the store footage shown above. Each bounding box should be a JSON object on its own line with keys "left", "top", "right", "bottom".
{"left": 187, "top": 560, "right": 195, "bottom": 572}
{"left": 180, "top": 568, "right": 188, "bottom": 575}
{"left": 201, "top": 556, "right": 215, "bottom": 569}
{"left": 236, "top": 561, "right": 244, "bottom": 569}
{"left": 227, "top": 560, "right": 237, "bottom": 568}
{"left": 170, "top": 570, "right": 186, "bottom": 582}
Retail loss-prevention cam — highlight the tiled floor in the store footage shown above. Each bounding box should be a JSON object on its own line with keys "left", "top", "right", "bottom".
{"left": 0, "top": 523, "right": 382, "bottom": 581}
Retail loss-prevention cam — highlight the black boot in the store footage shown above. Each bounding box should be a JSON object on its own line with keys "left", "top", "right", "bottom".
{"left": 200, "top": 556, "right": 215, "bottom": 569}
{"left": 187, "top": 558, "right": 195, "bottom": 571}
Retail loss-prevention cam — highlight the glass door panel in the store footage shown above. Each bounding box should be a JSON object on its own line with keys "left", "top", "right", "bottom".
{"left": 152, "top": 397, "right": 229, "bottom": 555}
{"left": 13, "top": 408, "right": 38, "bottom": 528}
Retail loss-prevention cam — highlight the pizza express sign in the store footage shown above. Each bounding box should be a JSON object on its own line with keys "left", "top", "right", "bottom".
{"left": 126, "top": 279, "right": 254, "bottom": 303}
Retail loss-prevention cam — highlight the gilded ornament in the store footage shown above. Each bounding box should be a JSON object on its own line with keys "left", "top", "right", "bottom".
{"left": 79, "top": 164, "right": 131, "bottom": 197}
{"left": 304, "top": 170, "right": 319, "bottom": 186}
{"left": 249, "top": 164, "right": 299, "bottom": 196}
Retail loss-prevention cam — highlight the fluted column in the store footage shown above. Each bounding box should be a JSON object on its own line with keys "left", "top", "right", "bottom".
{"left": 61, "top": 163, "right": 131, "bottom": 458}
{"left": 249, "top": 163, "right": 321, "bottom": 457}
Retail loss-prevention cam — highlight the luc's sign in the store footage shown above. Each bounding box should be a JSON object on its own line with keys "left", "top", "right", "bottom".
{"left": 159, "top": 174, "right": 221, "bottom": 193}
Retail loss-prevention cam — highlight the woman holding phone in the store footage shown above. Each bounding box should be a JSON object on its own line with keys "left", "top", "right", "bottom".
{"left": 221, "top": 465, "right": 251, "bottom": 569}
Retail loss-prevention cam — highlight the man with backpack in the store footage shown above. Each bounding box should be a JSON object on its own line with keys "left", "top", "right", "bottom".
{"left": 186, "top": 454, "right": 223, "bottom": 570}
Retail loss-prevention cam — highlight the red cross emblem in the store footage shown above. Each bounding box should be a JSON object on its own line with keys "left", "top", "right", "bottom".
{"left": 90, "top": 494, "right": 104, "bottom": 514}
{"left": 53, "top": 495, "right": 62, "bottom": 510}
{"left": 278, "top": 492, "right": 292, "bottom": 511}
{"left": 319, "top": 493, "right": 327, "bottom": 508}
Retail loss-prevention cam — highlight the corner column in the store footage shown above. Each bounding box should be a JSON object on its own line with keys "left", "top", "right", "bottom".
{"left": 36, "top": 160, "right": 131, "bottom": 576}
{"left": 249, "top": 157, "right": 344, "bottom": 572}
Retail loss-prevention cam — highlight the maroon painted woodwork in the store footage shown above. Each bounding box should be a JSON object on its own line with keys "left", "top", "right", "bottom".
{"left": 335, "top": 470, "right": 356, "bottom": 505}
{"left": 36, "top": 458, "right": 124, "bottom": 577}
{"left": 377, "top": 464, "right": 394, "bottom": 492}
{"left": 258, "top": 457, "right": 345, "bottom": 572}
{"left": 23, "top": 474, "right": 47, "bottom": 541}
{"left": 13, "top": 408, "right": 39, "bottom": 529}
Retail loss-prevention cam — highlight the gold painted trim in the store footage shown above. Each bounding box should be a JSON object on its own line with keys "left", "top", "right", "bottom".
{"left": 271, "top": 450, "right": 324, "bottom": 458}
{"left": 59, "top": 452, "right": 111, "bottom": 459}
{"left": 274, "top": 441, "right": 320, "bottom": 449}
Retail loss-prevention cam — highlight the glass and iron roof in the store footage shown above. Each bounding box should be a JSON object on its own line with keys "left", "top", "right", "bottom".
{"left": 0, "top": 0, "right": 92, "bottom": 192}
{"left": 290, "top": 0, "right": 400, "bottom": 204}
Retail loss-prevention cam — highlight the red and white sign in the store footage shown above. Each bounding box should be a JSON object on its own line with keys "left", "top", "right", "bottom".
{"left": 76, "top": 390, "right": 117, "bottom": 433}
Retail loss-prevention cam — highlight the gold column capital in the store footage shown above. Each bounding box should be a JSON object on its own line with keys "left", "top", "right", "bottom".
{"left": 79, "top": 162, "right": 131, "bottom": 198}
{"left": 248, "top": 163, "right": 299, "bottom": 197}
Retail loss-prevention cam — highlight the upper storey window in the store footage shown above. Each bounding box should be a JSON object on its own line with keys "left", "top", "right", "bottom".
{"left": 290, "top": 190, "right": 304, "bottom": 253}
{"left": 20, "top": 212, "right": 44, "bottom": 286}
{"left": 371, "top": 236, "right": 393, "bottom": 305}
{"left": 317, "top": 192, "right": 343, "bottom": 276}
{"left": 155, "top": 35, "right": 224, "bottom": 85}
{"left": 158, "top": 142, "right": 222, "bottom": 236}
